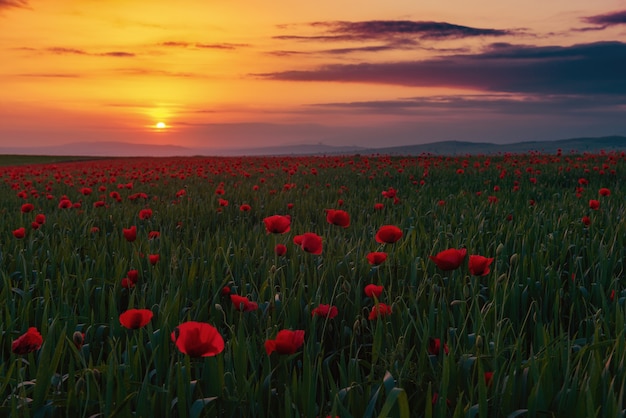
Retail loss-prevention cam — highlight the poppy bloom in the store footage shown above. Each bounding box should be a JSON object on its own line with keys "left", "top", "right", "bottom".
{"left": 364, "top": 284, "right": 384, "bottom": 298}
{"left": 427, "top": 337, "right": 449, "bottom": 355}
{"left": 311, "top": 304, "right": 338, "bottom": 319}
{"left": 58, "top": 199, "right": 73, "bottom": 209}
{"left": 239, "top": 204, "right": 251, "bottom": 212}
{"left": 123, "top": 226, "right": 137, "bottom": 242}
{"left": 263, "top": 215, "right": 291, "bottom": 234}
{"left": 275, "top": 243, "right": 287, "bottom": 256}
{"left": 589, "top": 200, "right": 600, "bottom": 210}
{"left": 325, "top": 209, "right": 350, "bottom": 228}
{"left": 221, "top": 286, "right": 231, "bottom": 296}
{"left": 12, "top": 227, "right": 26, "bottom": 239}
{"left": 484, "top": 371, "right": 494, "bottom": 386}
{"left": 375, "top": 225, "right": 403, "bottom": 244}
{"left": 599, "top": 188, "right": 611, "bottom": 197}
{"left": 265, "top": 329, "right": 305, "bottom": 355}
{"left": 582, "top": 216, "right": 591, "bottom": 226}
{"left": 171, "top": 321, "right": 225, "bottom": 357}
{"left": 368, "top": 303, "right": 392, "bottom": 320}
{"left": 218, "top": 198, "right": 229, "bottom": 207}
{"left": 429, "top": 248, "right": 467, "bottom": 271}
{"left": 468, "top": 255, "right": 494, "bottom": 276}
{"left": 139, "top": 208, "right": 153, "bottom": 220}
{"left": 72, "top": 331, "right": 85, "bottom": 349}
{"left": 373, "top": 203, "right": 384, "bottom": 210}
{"left": 148, "top": 254, "right": 160, "bottom": 265}
{"left": 21, "top": 203, "right": 34, "bottom": 213}
{"left": 296, "top": 232, "right": 323, "bottom": 255}
{"left": 366, "top": 252, "right": 387, "bottom": 265}
{"left": 148, "top": 231, "right": 161, "bottom": 240}
{"left": 230, "top": 294, "right": 258, "bottom": 312}
{"left": 119, "top": 309, "right": 153, "bottom": 329}
{"left": 127, "top": 269, "right": 139, "bottom": 284}
{"left": 12, "top": 327, "right": 43, "bottom": 355}
{"left": 35, "top": 214, "right": 46, "bottom": 224}
{"left": 121, "top": 278, "right": 135, "bottom": 289}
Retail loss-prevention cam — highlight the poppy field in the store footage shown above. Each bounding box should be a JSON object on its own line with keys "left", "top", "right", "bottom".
{"left": 1, "top": 150, "right": 626, "bottom": 417}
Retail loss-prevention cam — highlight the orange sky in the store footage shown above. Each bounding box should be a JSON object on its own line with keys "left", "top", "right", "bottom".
{"left": 1, "top": 0, "right": 625, "bottom": 154}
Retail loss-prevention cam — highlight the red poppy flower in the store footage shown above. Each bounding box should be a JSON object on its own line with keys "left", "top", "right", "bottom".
{"left": 484, "top": 371, "right": 494, "bottom": 386}
{"left": 368, "top": 303, "right": 392, "bottom": 320}
{"left": 468, "top": 255, "right": 494, "bottom": 276}
{"left": 139, "top": 208, "right": 153, "bottom": 220}
{"left": 599, "top": 188, "right": 611, "bottom": 196}
{"left": 263, "top": 215, "right": 291, "bottom": 234}
{"left": 121, "top": 278, "right": 135, "bottom": 288}
{"left": 123, "top": 226, "right": 137, "bottom": 242}
{"left": 58, "top": 199, "right": 73, "bottom": 209}
{"left": 311, "top": 304, "right": 338, "bottom": 319}
{"left": 149, "top": 254, "right": 160, "bottom": 265}
{"left": 239, "top": 204, "right": 251, "bottom": 212}
{"left": 325, "top": 209, "right": 350, "bottom": 228}
{"left": 429, "top": 248, "right": 467, "bottom": 271}
{"left": 375, "top": 225, "right": 402, "bottom": 244}
{"left": 297, "top": 232, "right": 323, "bottom": 255}
{"left": 119, "top": 309, "right": 153, "bottom": 329}
{"left": 127, "top": 269, "right": 139, "bottom": 284}
{"left": 427, "top": 337, "right": 449, "bottom": 355}
{"left": 91, "top": 226, "right": 100, "bottom": 234}
{"left": 373, "top": 203, "right": 384, "bottom": 210}
{"left": 265, "top": 329, "right": 305, "bottom": 355}
{"left": 582, "top": 216, "right": 591, "bottom": 226}
{"left": 230, "top": 294, "right": 259, "bottom": 312}
{"left": 148, "top": 231, "right": 160, "bottom": 240}
{"left": 218, "top": 198, "right": 229, "bottom": 207}
{"left": 21, "top": 203, "right": 34, "bottom": 213}
{"left": 35, "top": 214, "right": 46, "bottom": 224}
{"left": 275, "top": 243, "right": 287, "bottom": 256}
{"left": 589, "top": 199, "right": 600, "bottom": 210}
{"left": 31, "top": 222, "right": 40, "bottom": 230}
{"left": 221, "top": 286, "right": 231, "bottom": 296}
{"left": 12, "top": 227, "right": 26, "bottom": 239}
{"left": 364, "top": 284, "right": 384, "bottom": 298}
{"left": 366, "top": 252, "right": 387, "bottom": 265}
{"left": 171, "top": 321, "right": 225, "bottom": 357}
{"left": 12, "top": 327, "right": 43, "bottom": 355}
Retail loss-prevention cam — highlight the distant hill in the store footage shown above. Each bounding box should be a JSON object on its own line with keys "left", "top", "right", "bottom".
{"left": 1, "top": 136, "right": 625, "bottom": 157}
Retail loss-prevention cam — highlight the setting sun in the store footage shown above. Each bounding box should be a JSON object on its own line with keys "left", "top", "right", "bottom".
{"left": 155, "top": 122, "right": 167, "bottom": 130}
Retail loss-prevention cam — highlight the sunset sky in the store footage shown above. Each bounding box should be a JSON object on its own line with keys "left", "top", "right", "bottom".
{"left": 1, "top": 0, "right": 625, "bottom": 153}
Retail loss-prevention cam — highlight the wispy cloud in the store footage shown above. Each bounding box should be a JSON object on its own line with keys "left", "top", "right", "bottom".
{"left": 0, "top": 0, "right": 30, "bottom": 10}
{"left": 583, "top": 9, "right": 626, "bottom": 27}
{"left": 258, "top": 41, "right": 626, "bottom": 95}
{"left": 158, "top": 41, "right": 248, "bottom": 50}
{"left": 17, "top": 46, "right": 136, "bottom": 57}
{"left": 16, "top": 73, "right": 81, "bottom": 78}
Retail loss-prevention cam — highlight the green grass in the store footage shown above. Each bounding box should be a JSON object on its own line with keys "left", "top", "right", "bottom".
{"left": 0, "top": 153, "right": 625, "bottom": 417}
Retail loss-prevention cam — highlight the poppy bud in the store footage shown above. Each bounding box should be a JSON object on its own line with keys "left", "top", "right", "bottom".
{"left": 75, "top": 377, "right": 85, "bottom": 394}
{"left": 73, "top": 331, "right": 84, "bottom": 349}
{"left": 496, "top": 243, "right": 504, "bottom": 256}
{"left": 475, "top": 335, "right": 483, "bottom": 350}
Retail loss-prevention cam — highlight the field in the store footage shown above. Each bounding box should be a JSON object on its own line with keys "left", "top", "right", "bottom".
{"left": 1, "top": 151, "right": 625, "bottom": 417}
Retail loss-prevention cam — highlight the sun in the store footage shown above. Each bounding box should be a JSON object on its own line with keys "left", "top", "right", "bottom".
{"left": 155, "top": 122, "right": 167, "bottom": 129}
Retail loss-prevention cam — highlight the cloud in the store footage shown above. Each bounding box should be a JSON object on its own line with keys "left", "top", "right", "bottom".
{"left": 274, "top": 20, "right": 514, "bottom": 43}
{"left": 0, "top": 0, "right": 29, "bottom": 10}
{"left": 583, "top": 9, "right": 626, "bottom": 27}
{"left": 257, "top": 41, "right": 626, "bottom": 95}
{"left": 158, "top": 41, "right": 248, "bottom": 50}
{"left": 19, "top": 47, "right": 136, "bottom": 57}
{"left": 16, "top": 73, "right": 81, "bottom": 78}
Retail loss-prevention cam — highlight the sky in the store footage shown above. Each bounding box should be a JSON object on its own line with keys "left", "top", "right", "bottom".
{"left": 1, "top": 0, "right": 625, "bottom": 153}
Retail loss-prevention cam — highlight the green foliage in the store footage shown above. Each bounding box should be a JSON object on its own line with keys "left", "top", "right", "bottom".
{"left": 0, "top": 152, "right": 625, "bottom": 416}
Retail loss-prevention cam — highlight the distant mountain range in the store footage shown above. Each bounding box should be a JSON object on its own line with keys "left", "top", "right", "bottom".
{"left": 1, "top": 136, "right": 625, "bottom": 157}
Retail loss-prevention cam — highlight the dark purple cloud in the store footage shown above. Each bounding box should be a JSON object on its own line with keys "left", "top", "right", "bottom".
{"left": 275, "top": 20, "right": 513, "bottom": 43}
{"left": 583, "top": 9, "right": 626, "bottom": 26}
{"left": 258, "top": 41, "right": 626, "bottom": 95}
{"left": 99, "top": 51, "right": 135, "bottom": 57}
{"left": 21, "top": 47, "right": 135, "bottom": 57}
